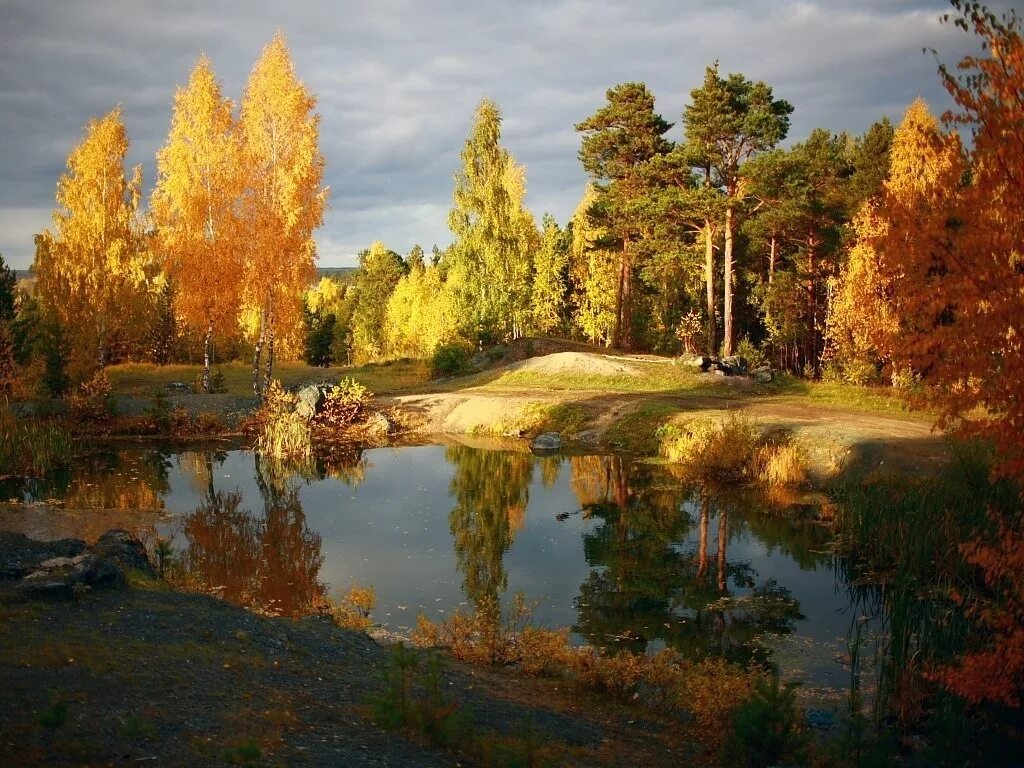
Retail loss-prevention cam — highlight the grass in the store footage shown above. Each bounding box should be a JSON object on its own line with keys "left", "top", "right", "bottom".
{"left": 0, "top": 408, "right": 72, "bottom": 477}
{"left": 106, "top": 358, "right": 431, "bottom": 397}
{"left": 487, "top": 401, "right": 593, "bottom": 437}
{"left": 464, "top": 362, "right": 730, "bottom": 396}
{"left": 766, "top": 376, "right": 923, "bottom": 416}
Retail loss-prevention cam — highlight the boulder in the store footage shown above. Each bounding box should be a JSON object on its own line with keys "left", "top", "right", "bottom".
{"left": 0, "top": 532, "right": 86, "bottom": 581}
{"left": 164, "top": 381, "right": 193, "bottom": 393}
{"left": 294, "top": 383, "right": 333, "bottom": 420}
{"left": 362, "top": 412, "right": 394, "bottom": 441}
{"left": 530, "top": 432, "right": 562, "bottom": 453}
{"left": 18, "top": 553, "right": 124, "bottom": 599}
{"left": 752, "top": 365, "right": 773, "bottom": 384}
{"left": 720, "top": 355, "right": 748, "bottom": 375}
{"left": 678, "top": 354, "right": 713, "bottom": 371}
{"left": 93, "top": 529, "right": 155, "bottom": 577}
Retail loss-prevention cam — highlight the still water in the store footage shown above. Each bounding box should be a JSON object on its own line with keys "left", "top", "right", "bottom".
{"left": 5, "top": 441, "right": 863, "bottom": 692}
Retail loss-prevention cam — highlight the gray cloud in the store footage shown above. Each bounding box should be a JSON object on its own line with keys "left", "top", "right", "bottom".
{"left": 0, "top": 0, "right": 1001, "bottom": 268}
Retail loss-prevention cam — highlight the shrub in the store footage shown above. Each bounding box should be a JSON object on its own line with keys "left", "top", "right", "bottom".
{"left": 735, "top": 336, "right": 769, "bottom": 369}
{"left": 431, "top": 343, "right": 473, "bottom": 378}
{"left": 720, "top": 674, "right": 809, "bottom": 768}
{"left": 657, "top": 415, "right": 759, "bottom": 480}
{"left": 144, "top": 390, "right": 172, "bottom": 432}
{"left": 69, "top": 370, "right": 114, "bottom": 422}
{"left": 315, "top": 378, "right": 371, "bottom": 431}
{"left": 753, "top": 442, "right": 809, "bottom": 487}
{"left": 255, "top": 380, "right": 312, "bottom": 461}
{"left": 331, "top": 583, "right": 376, "bottom": 631}
{"left": 676, "top": 310, "right": 704, "bottom": 355}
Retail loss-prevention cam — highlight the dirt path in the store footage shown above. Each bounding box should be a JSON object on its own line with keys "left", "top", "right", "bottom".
{"left": 386, "top": 388, "right": 945, "bottom": 479}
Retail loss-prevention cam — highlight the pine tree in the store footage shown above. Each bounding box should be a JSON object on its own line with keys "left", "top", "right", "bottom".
{"left": 682, "top": 64, "right": 792, "bottom": 356}
{"left": 576, "top": 83, "right": 672, "bottom": 349}
{"left": 351, "top": 241, "right": 406, "bottom": 362}
{"left": 531, "top": 214, "right": 570, "bottom": 335}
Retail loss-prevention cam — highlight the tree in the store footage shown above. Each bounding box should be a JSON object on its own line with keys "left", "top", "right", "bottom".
{"left": 447, "top": 99, "right": 538, "bottom": 343}
{"left": 384, "top": 262, "right": 456, "bottom": 359}
{"left": 531, "top": 214, "right": 570, "bottom": 335}
{"left": 576, "top": 83, "right": 672, "bottom": 349}
{"left": 152, "top": 55, "right": 243, "bottom": 391}
{"left": 351, "top": 241, "right": 406, "bottom": 363}
{"left": 34, "top": 107, "right": 149, "bottom": 374}
{"left": 866, "top": 4, "right": 1024, "bottom": 705}
{"left": 238, "top": 31, "right": 327, "bottom": 395}
{"left": 0, "top": 254, "right": 16, "bottom": 399}
{"left": 683, "top": 64, "right": 792, "bottom": 356}
{"left": 570, "top": 184, "right": 618, "bottom": 345}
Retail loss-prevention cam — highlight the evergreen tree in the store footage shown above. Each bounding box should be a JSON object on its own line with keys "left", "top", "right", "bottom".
{"left": 531, "top": 214, "right": 570, "bottom": 335}
{"left": 576, "top": 83, "right": 672, "bottom": 349}
{"left": 351, "top": 241, "right": 406, "bottom": 362}
{"left": 682, "top": 64, "right": 792, "bottom": 356}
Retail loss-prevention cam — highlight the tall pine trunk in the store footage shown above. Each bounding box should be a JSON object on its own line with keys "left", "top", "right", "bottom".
{"left": 202, "top": 324, "right": 213, "bottom": 393}
{"left": 722, "top": 204, "right": 735, "bottom": 357}
{"left": 704, "top": 221, "right": 716, "bottom": 355}
{"left": 768, "top": 235, "right": 777, "bottom": 283}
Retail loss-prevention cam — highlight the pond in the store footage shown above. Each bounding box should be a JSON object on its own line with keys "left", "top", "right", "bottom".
{"left": 3, "top": 440, "right": 870, "bottom": 695}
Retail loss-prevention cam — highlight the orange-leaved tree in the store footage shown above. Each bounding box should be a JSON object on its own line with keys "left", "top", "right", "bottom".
{"left": 872, "top": 3, "right": 1024, "bottom": 707}
{"left": 34, "top": 107, "right": 150, "bottom": 375}
{"left": 238, "top": 31, "right": 327, "bottom": 396}
{"left": 152, "top": 55, "right": 244, "bottom": 392}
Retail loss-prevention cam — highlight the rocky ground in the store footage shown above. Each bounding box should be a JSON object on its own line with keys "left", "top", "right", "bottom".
{"left": 0, "top": 532, "right": 682, "bottom": 767}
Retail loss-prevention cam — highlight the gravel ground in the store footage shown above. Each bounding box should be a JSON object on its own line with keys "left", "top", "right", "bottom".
{"left": 0, "top": 553, "right": 677, "bottom": 767}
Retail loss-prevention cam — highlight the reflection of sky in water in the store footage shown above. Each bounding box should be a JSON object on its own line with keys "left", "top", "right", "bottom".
{"left": 16, "top": 443, "right": 873, "bottom": 691}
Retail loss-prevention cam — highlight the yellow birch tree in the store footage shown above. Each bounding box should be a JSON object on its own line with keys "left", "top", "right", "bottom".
{"left": 238, "top": 31, "right": 327, "bottom": 395}
{"left": 152, "top": 55, "right": 243, "bottom": 391}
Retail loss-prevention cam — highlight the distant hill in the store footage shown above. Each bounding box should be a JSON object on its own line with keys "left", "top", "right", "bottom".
{"left": 316, "top": 267, "right": 357, "bottom": 281}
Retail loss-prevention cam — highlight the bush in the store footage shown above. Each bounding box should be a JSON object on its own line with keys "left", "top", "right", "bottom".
{"left": 720, "top": 674, "right": 809, "bottom": 768}
{"left": 255, "top": 381, "right": 312, "bottom": 461}
{"left": 315, "top": 378, "right": 370, "bottom": 431}
{"left": 431, "top": 343, "right": 473, "bottom": 378}
{"left": 331, "top": 583, "right": 376, "bottom": 630}
{"left": 657, "top": 415, "right": 759, "bottom": 480}
{"left": 68, "top": 370, "right": 115, "bottom": 422}
{"left": 753, "top": 442, "right": 809, "bottom": 487}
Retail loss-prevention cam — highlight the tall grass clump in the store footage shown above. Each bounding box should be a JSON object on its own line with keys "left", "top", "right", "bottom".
{"left": 255, "top": 381, "right": 311, "bottom": 462}
{"left": 657, "top": 415, "right": 759, "bottom": 480}
{"left": 0, "top": 408, "right": 72, "bottom": 477}
{"left": 833, "top": 438, "right": 1020, "bottom": 738}
{"left": 752, "top": 442, "right": 808, "bottom": 487}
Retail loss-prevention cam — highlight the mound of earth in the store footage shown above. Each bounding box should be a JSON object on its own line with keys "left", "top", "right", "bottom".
{"left": 503, "top": 351, "right": 642, "bottom": 377}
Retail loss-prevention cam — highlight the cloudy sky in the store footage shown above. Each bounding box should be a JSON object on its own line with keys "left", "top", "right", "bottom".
{"left": 0, "top": 0, "right": 998, "bottom": 269}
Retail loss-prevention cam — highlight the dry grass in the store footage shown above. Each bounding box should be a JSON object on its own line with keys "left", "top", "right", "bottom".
{"left": 657, "top": 415, "right": 760, "bottom": 479}
{"left": 753, "top": 443, "right": 809, "bottom": 487}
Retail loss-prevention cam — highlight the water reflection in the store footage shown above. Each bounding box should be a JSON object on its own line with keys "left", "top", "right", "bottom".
{"left": 9, "top": 443, "right": 838, "bottom": 676}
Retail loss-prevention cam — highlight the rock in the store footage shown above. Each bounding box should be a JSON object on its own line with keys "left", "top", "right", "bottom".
{"left": 362, "top": 412, "right": 393, "bottom": 441}
{"left": 720, "top": 355, "right": 748, "bottom": 375}
{"left": 0, "top": 532, "right": 86, "bottom": 581}
{"left": 294, "top": 383, "right": 333, "bottom": 420}
{"left": 93, "top": 529, "right": 155, "bottom": 577}
{"left": 752, "top": 365, "right": 773, "bottom": 384}
{"left": 678, "top": 354, "right": 712, "bottom": 371}
{"left": 165, "top": 381, "right": 193, "bottom": 393}
{"left": 575, "top": 429, "right": 600, "bottom": 445}
{"left": 18, "top": 553, "right": 124, "bottom": 599}
{"left": 530, "top": 432, "right": 562, "bottom": 453}
{"left": 711, "top": 368, "right": 727, "bottom": 377}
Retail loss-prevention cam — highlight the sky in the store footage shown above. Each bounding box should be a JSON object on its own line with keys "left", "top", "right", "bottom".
{"left": 0, "top": 0, "right": 1002, "bottom": 270}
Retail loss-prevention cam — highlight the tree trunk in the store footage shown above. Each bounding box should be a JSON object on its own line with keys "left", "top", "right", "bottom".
{"left": 202, "top": 324, "right": 213, "bottom": 393}
{"left": 807, "top": 239, "right": 818, "bottom": 377}
{"left": 716, "top": 507, "right": 729, "bottom": 594}
{"left": 704, "top": 221, "right": 716, "bottom": 355}
{"left": 723, "top": 204, "right": 735, "bottom": 357}
{"left": 252, "top": 305, "right": 266, "bottom": 398}
{"left": 620, "top": 239, "right": 632, "bottom": 351}
{"left": 768, "top": 235, "right": 777, "bottom": 283}
{"left": 262, "top": 300, "right": 276, "bottom": 394}
{"left": 611, "top": 247, "right": 624, "bottom": 350}
{"left": 697, "top": 498, "right": 709, "bottom": 580}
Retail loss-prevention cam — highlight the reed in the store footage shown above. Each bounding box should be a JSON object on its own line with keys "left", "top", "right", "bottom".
{"left": 0, "top": 409, "right": 72, "bottom": 477}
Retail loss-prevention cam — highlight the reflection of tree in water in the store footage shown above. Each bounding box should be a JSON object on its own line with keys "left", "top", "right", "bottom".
{"left": 570, "top": 458, "right": 803, "bottom": 663}
{"left": 19, "top": 449, "right": 172, "bottom": 509}
{"left": 255, "top": 445, "right": 368, "bottom": 492}
{"left": 445, "top": 446, "right": 535, "bottom": 612}
{"left": 178, "top": 480, "right": 327, "bottom": 618}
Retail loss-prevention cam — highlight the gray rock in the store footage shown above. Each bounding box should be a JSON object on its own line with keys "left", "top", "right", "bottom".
{"left": 752, "top": 365, "right": 773, "bottom": 384}
{"left": 720, "top": 355, "right": 748, "bottom": 374}
{"left": 363, "top": 412, "right": 393, "bottom": 440}
{"left": 294, "top": 383, "right": 333, "bottom": 420}
{"left": 0, "top": 532, "right": 87, "bottom": 581}
{"left": 165, "top": 381, "right": 194, "bottom": 393}
{"left": 93, "top": 529, "right": 155, "bottom": 577}
{"left": 19, "top": 553, "right": 124, "bottom": 599}
{"left": 678, "top": 354, "right": 712, "bottom": 371}
{"left": 530, "top": 432, "right": 562, "bottom": 453}
{"left": 575, "top": 429, "right": 600, "bottom": 444}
